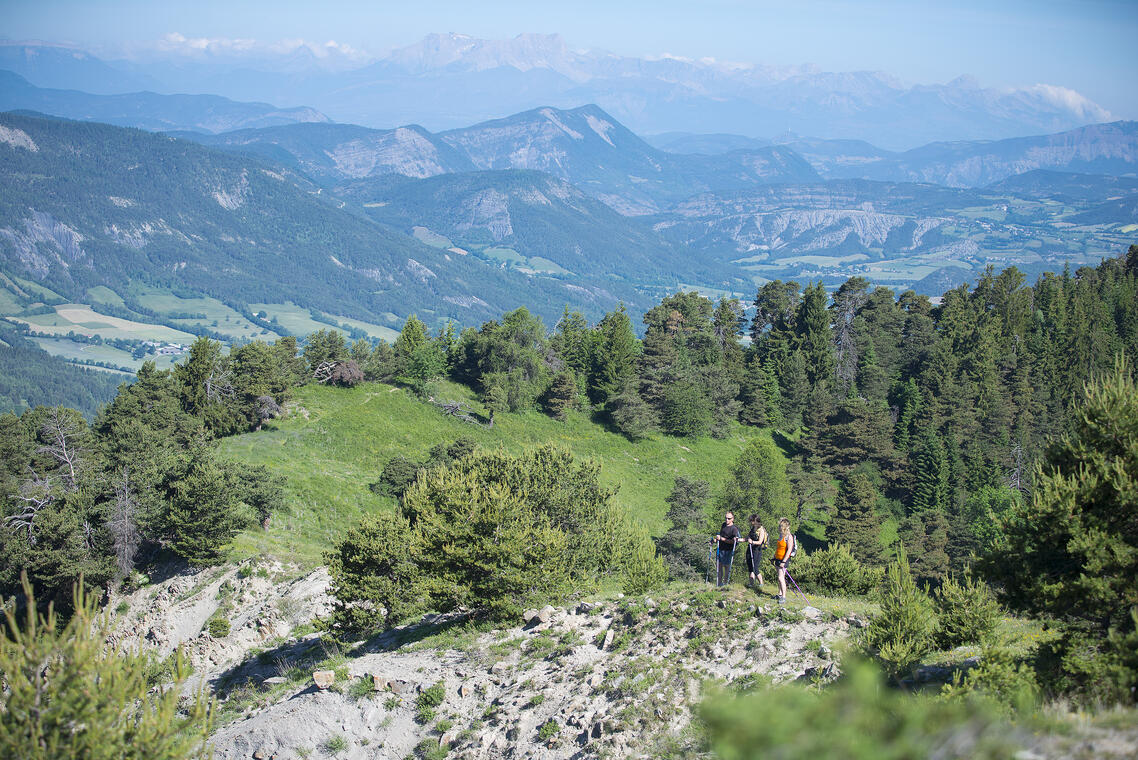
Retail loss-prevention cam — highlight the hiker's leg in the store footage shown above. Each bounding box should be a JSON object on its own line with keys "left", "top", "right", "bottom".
{"left": 777, "top": 565, "right": 787, "bottom": 597}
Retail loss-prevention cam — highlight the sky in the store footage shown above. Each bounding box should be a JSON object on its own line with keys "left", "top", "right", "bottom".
{"left": 3, "top": 0, "right": 1137, "bottom": 118}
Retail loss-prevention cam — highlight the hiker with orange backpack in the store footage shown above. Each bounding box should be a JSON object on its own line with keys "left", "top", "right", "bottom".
{"left": 770, "top": 517, "right": 797, "bottom": 604}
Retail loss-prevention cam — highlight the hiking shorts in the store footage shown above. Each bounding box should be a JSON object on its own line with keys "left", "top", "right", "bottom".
{"left": 747, "top": 547, "right": 764, "bottom": 573}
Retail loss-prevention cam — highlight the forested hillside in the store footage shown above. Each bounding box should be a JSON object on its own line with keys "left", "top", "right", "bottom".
{"left": 0, "top": 112, "right": 661, "bottom": 331}
{"left": 0, "top": 326, "right": 124, "bottom": 416}
{"left": 2, "top": 239, "right": 1137, "bottom": 760}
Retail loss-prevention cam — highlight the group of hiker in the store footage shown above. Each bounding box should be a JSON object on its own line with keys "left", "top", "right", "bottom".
{"left": 711, "top": 512, "right": 796, "bottom": 604}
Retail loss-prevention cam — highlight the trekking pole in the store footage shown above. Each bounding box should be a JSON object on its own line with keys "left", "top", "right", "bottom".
{"left": 707, "top": 539, "right": 715, "bottom": 585}
{"left": 785, "top": 570, "right": 809, "bottom": 602}
{"left": 726, "top": 537, "right": 739, "bottom": 585}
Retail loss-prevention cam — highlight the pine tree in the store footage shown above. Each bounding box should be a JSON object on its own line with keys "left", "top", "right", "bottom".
{"left": 541, "top": 371, "right": 579, "bottom": 421}
{"left": 778, "top": 349, "right": 810, "bottom": 427}
{"left": 589, "top": 305, "right": 638, "bottom": 406}
{"left": 0, "top": 575, "right": 212, "bottom": 759}
{"left": 607, "top": 380, "right": 656, "bottom": 440}
{"left": 720, "top": 436, "right": 792, "bottom": 529}
{"left": 827, "top": 472, "right": 886, "bottom": 567}
{"left": 910, "top": 426, "right": 948, "bottom": 515}
{"left": 863, "top": 547, "right": 937, "bottom": 682}
{"left": 797, "top": 281, "right": 835, "bottom": 390}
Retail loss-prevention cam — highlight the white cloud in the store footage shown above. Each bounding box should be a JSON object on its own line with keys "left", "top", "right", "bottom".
{"left": 119, "top": 33, "right": 374, "bottom": 66}
{"left": 1007, "top": 83, "right": 1112, "bottom": 121}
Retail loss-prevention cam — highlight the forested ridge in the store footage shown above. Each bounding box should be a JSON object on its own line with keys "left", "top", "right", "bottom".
{"left": 1, "top": 246, "right": 1136, "bottom": 709}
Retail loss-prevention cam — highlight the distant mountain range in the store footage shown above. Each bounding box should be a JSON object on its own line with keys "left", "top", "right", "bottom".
{"left": 189, "top": 105, "right": 819, "bottom": 214}
{"left": 0, "top": 112, "right": 699, "bottom": 331}
{"left": 0, "top": 70, "right": 328, "bottom": 133}
{"left": 0, "top": 34, "right": 1115, "bottom": 149}
{"left": 652, "top": 122, "right": 1138, "bottom": 188}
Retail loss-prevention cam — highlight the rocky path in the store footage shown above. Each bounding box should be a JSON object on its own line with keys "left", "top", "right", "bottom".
{"left": 206, "top": 590, "right": 854, "bottom": 760}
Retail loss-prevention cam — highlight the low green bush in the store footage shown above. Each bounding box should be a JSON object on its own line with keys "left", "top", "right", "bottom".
{"left": 934, "top": 574, "right": 1001, "bottom": 648}
{"left": 793, "top": 543, "right": 884, "bottom": 596}
{"left": 941, "top": 647, "right": 1039, "bottom": 714}
{"left": 537, "top": 719, "right": 560, "bottom": 742}
{"left": 861, "top": 550, "right": 937, "bottom": 682}
{"left": 700, "top": 657, "right": 1019, "bottom": 759}
{"left": 207, "top": 616, "right": 231, "bottom": 638}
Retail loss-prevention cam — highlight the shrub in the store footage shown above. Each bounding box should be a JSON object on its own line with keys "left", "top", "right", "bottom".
{"left": 655, "top": 477, "right": 713, "bottom": 581}
{"left": 322, "top": 734, "right": 348, "bottom": 754}
{"left": 207, "top": 615, "right": 231, "bottom": 638}
{"left": 331, "top": 447, "right": 665, "bottom": 630}
{"left": 941, "top": 647, "right": 1039, "bottom": 714}
{"left": 348, "top": 677, "right": 375, "bottom": 701}
{"left": 0, "top": 575, "right": 212, "bottom": 759}
{"left": 374, "top": 455, "right": 422, "bottom": 498}
{"left": 699, "top": 657, "right": 1018, "bottom": 759}
{"left": 414, "top": 680, "right": 444, "bottom": 723}
{"left": 537, "top": 719, "right": 560, "bottom": 742}
{"left": 794, "top": 543, "right": 883, "bottom": 596}
{"left": 981, "top": 357, "right": 1138, "bottom": 703}
{"left": 862, "top": 549, "right": 937, "bottom": 682}
{"left": 622, "top": 537, "right": 668, "bottom": 594}
{"left": 934, "top": 574, "right": 1001, "bottom": 648}
{"left": 324, "top": 512, "right": 419, "bottom": 633}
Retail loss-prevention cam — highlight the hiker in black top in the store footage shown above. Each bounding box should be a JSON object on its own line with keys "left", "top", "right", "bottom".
{"left": 713, "top": 512, "right": 741, "bottom": 587}
{"left": 745, "top": 514, "right": 767, "bottom": 588}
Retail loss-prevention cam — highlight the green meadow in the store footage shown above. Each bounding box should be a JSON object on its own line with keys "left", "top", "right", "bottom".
{"left": 219, "top": 379, "right": 758, "bottom": 565}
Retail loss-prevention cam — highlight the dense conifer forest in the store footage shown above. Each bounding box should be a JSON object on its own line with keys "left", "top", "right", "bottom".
{"left": 1, "top": 246, "right": 1136, "bottom": 731}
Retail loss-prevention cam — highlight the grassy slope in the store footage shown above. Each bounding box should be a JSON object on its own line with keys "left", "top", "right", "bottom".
{"left": 218, "top": 379, "right": 758, "bottom": 565}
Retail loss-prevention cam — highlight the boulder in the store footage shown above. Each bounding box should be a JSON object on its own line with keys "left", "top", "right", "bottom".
{"left": 538, "top": 605, "right": 555, "bottom": 623}
{"left": 372, "top": 675, "right": 387, "bottom": 691}
{"left": 312, "top": 670, "right": 334, "bottom": 690}
{"left": 523, "top": 609, "right": 540, "bottom": 626}
{"left": 802, "top": 606, "right": 822, "bottom": 620}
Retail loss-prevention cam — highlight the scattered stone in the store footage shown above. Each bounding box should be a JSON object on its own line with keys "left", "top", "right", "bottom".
{"left": 523, "top": 609, "right": 540, "bottom": 626}
{"left": 459, "top": 683, "right": 474, "bottom": 698}
{"left": 538, "top": 605, "right": 555, "bottom": 623}
{"left": 802, "top": 606, "right": 822, "bottom": 620}
{"left": 644, "top": 598, "right": 656, "bottom": 608}
{"left": 717, "top": 599, "right": 727, "bottom": 609}
{"left": 847, "top": 615, "right": 868, "bottom": 629}
{"left": 587, "top": 673, "right": 604, "bottom": 689}
{"left": 372, "top": 675, "right": 387, "bottom": 691}
{"left": 817, "top": 645, "right": 832, "bottom": 661}
{"left": 261, "top": 676, "right": 287, "bottom": 685}
{"left": 490, "top": 662, "right": 509, "bottom": 675}
{"left": 602, "top": 629, "right": 614, "bottom": 650}
{"left": 252, "top": 749, "right": 267, "bottom": 759}
{"left": 312, "top": 670, "right": 335, "bottom": 690}
{"left": 576, "top": 602, "right": 595, "bottom": 615}
{"left": 388, "top": 679, "right": 412, "bottom": 695}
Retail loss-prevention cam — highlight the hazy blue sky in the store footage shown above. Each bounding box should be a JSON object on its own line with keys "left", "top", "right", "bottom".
{"left": 4, "top": 0, "right": 1137, "bottom": 117}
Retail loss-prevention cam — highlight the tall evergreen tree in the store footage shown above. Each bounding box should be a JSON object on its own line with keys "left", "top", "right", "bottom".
{"left": 797, "top": 281, "right": 835, "bottom": 391}
{"left": 827, "top": 472, "right": 887, "bottom": 567}
{"left": 589, "top": 305, "right": 638, "bottom": 406}
{"left": 910, "top": 425, "right": 949, "bottom": 515}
